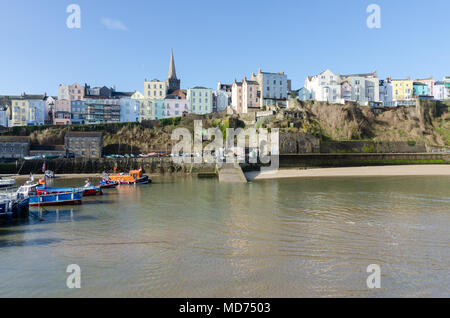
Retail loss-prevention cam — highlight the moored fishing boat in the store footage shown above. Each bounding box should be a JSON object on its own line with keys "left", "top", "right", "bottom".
{"left": 17, "top": 181, "right": 84, "bottom": 206}
{"left": 37, "top": 185, "right": 102, "bottom": 196}
{"left": 28, "top": 191, "right": 84, "bottom": 206}
{"left": 0, "top": 177, "right": 16, "bottom": 188}
{"left": 106, "top": 168, "right": 151, "bottom": 185}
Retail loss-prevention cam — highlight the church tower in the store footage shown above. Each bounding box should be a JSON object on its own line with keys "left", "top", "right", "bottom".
{"left": 166, "top": 49, "right": 181, "bottom": 93}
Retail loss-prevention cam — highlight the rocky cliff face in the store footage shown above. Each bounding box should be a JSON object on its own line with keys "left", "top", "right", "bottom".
{"left": 2, "top": 101, "right": 450, "bottom": 156}
{"left": 294, "top": 100, "right": 450, "bottom": 147}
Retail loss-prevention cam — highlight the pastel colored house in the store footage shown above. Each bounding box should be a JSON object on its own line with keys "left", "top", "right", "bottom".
{"left": 413, "top": 82, "right": 430, "bottom": 97}
{"left": 10, "top": 94, "right": 46, "bottom": 126}
{"left": 153, "top": 99, "right": 165, "bottom": 119}
{"left": 140, "top": 99, "right": 155, "bottom": 121}
{"left": 305, "top": 69, "right": 343, "bottom": 104}
{"left": 10, "top": 98, "right": 29, "bottom": 126}
{"left": 27, "top": 99, "right": 45, "bottom": 126}
{"left": 120, "top": 97, "right": 141, "bottom": 123}
{"left": 187, "top": 87, "right": 213, "bottom": 115}
{"left": 250, "top": 68, "right": 288, "bottom": 107}
{"left": 415, "top": 77, "right": 434, "bottom": 97}
{"left": 340, "top": 71, "right": 380, "bottom": 105}
{"left": 392, "top": 78, "right": 413, "bottom": 101}
{"left": 231, "top": 77, "right": 260, "bottom": 114}
{"left": 58, "top": 83, "right": 84, "bottom": 101}
{"left": 164, "top": 94, "right": 190, "bottom": 118}
{"left": 144, "top": 79, "right": 168, "bottom": 99}
{"left": 54, "top": 99, "right": 71, "bottom": 125}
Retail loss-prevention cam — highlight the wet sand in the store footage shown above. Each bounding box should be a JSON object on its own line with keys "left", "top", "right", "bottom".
{"left": 245, "top": 165, "right": 450, "bottom": 181}
{"left": 9, "top": 173, "right": 102, "bottom": 181}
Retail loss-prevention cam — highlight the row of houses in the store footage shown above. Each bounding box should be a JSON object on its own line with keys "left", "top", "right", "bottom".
{"left": 297, "top": 69, "right": 450, "bottom": 107}
{"left": 1, "top": 53, "right": 449, "bottom": 126}
{"left": 0, "top": 51, "right": 232, "bottom": 127}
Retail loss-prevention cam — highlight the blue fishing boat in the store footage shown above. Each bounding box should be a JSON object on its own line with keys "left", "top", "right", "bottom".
{"left": 28, "top": 192, "right": 83, "bottom": 207}
{"left": 17, "top": 181, "right": 84, "bottom": 207}
{"left": 37, "top": 185, "right": 102, "bottom": 196}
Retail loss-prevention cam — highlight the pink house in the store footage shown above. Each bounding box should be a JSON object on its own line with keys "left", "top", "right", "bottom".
{"left": 58, "top": 83, "right": 85, "bottom": 101}
{"left": 54, "top": 99, "right": 71, "bottom": 125}
{"left": 164, "top": 94, "right": 190, "bottom": 118}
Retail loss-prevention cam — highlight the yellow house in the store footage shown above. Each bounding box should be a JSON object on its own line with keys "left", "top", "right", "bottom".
{"left": 392, "top": 78, "right": 413, "bottom": 101}
{"left": 144, "top": 79, "right": 167, "bottom": 99}
{"left": 9, "top": 99, "right": 29, "bottom": 126}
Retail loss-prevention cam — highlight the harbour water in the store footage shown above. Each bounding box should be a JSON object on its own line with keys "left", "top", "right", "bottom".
{"left": 0, "top": 175, "right": 449, "bottom": 297}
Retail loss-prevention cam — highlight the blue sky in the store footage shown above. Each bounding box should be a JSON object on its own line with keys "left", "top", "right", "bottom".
{"left": 0, "top": 0, "right": 449, "bottom": 95}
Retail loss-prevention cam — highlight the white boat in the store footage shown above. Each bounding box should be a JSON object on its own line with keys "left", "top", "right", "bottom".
{"left": 0, "top": 177, "right": 15, "bottom": 188}
{"left": 45, "top": 170, "right": 55, "bottom": 178}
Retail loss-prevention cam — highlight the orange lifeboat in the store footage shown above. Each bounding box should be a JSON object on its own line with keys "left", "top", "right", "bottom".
{"left": 107, "top": 168, "right": 151, "bottom": 185}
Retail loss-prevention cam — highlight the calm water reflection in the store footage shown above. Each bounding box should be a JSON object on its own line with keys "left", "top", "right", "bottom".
{"left": 0, "top": 175, "right": 449, "bottom": 297}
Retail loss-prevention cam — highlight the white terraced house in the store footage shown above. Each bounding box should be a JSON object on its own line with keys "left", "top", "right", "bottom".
{"left": 305, "top": 69, "right": 343, "bottom": 104}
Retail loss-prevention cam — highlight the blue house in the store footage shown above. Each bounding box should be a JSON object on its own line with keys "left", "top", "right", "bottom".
{"left": 413, "top": 82, "right": 430, "bottom": 97}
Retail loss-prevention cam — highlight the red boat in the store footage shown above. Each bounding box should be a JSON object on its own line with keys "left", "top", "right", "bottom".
{"left": 37, "top": 186, "right": 103, "bottom": 196}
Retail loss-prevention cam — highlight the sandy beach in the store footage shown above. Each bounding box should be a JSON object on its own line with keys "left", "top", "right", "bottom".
{"left": 7, "top": 173, "right": 102, "bottom": 181}
{"left": 245, "top": 165, "right": 450, "bottom": 181}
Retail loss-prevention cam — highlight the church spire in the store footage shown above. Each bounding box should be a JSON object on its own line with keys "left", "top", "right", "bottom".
{"left": 166, "top": 49, "right": 181, "bottom": 93}
{"left": 168, "top": 49, "right": 177, "bottom": 80}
